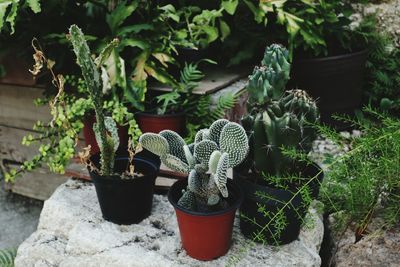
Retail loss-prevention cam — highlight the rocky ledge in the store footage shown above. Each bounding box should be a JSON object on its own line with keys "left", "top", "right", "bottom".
{"left": 15, "top": 179, "right": 324, "bottom": 267}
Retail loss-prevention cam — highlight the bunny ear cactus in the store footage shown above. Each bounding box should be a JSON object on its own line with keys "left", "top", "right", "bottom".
{"left": 69, "top": 25, "right": 119, "bottom": 176}
{"left": 139, "top": 119, "right": 249, "bottom": 212}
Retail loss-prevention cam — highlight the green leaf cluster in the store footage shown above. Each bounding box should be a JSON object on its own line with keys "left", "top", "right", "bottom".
{"left": 320, "top": 109, "right": 400, "bottom": 230}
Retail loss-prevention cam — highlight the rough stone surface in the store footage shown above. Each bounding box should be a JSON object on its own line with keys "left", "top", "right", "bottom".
{"left": 15, "top": 179, "right": 324, "bottom": 267}
{"left": 329, "top": 213, "right": 400, "bottom": 267}
{"left": 354, "top": 0, "right": 400, "bottom": 47}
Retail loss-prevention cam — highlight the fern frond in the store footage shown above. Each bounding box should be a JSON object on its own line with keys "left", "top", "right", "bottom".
{"left": 0, "top": 248, "right": 17, "bottom": 267}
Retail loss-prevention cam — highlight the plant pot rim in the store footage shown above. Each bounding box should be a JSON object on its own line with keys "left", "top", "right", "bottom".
{"left": 168, "top": 179, "right": 244, "bottom": 217}
{"left": 89, "top": 156, "right": 158, "bottom": 182}
{"left": 136, "top": 111, "right": 186, "bottom": 118}
{"left": 234, "top": 162, "right": 323, "bottom": 194}
{"left": 294, "top": 48, "right": 368, "bottom": 64}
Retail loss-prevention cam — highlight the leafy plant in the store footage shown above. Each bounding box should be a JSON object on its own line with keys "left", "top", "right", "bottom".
{"left": 358, "top": 16, "right": 400, "bottom": 113}
{"left": 0, "top": 248, "right": 16, "bottom": 267}
{"left": 320, "top": 109, "right": 400, "bottom": 234}
{"left": 139, "top": 119, "right": 249, "bottom": 211}
{"left": 0, "top": 0, "right": 41, "bottom": 34}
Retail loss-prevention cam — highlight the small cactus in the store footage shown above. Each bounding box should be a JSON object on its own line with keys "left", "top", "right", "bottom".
{"left": 69, "top": 25, "right": 119, "bottom": 176}
{"left": 242, "top": 44, "right": 320, "bottom": 177}
{"left": 139, "top": 119, "right": 249, "bottom": 211}
{"left": 247, "top": 44, "right": 291, "bottom": 105}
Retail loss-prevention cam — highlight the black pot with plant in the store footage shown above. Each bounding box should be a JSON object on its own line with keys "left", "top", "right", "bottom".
{"left": 68, "top": 25, "right": 160, "bottom": 225}
{"left": 234, "top": 44, "right": 323, "bottom": 245}
{"left": 243, "top": 1, "right": 369, "bottom": 127}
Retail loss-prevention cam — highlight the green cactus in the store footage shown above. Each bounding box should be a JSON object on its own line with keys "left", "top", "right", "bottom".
{"left": 242, "top": 44, "right": 319, "bottom": 177}
{"left": 69, "top": 25, "right": 119, "bottom": 176}
{"left": 247, "top": 44, "right": 291, "bottom": 105}
{"left": 139, "top": 119, "right": 249, "bottom": 211}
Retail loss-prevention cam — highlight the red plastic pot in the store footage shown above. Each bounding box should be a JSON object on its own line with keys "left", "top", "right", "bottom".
{"left": 83, "top": 116, "right": 129, "bottom": 155}
{"left": 168, "top": 179, "right": 243, "bottom": 261}
{"left": 136, "top": 112, "right": 186, "bottom": 135}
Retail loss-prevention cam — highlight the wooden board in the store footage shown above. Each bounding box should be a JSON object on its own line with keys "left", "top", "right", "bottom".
{"left": 0, "top": 84, "right": 50, "bottom": 130}
{"left": 149, "top": 66, "right": 251, "bottom": 95}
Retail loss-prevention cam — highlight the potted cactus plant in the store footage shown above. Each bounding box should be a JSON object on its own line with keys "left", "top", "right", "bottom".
{"left": 68, "top": 25, "right": 160, "bottom": 225}
{"left": 234, "top": 44, "right": 323, "bottom": 245}
{"left": 139, "top": 119, "right": 248, "bottom": 260}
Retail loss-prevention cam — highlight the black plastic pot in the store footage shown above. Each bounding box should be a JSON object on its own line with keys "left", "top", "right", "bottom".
{"left": 290, "top": 49, "right": 368, "bottom": 128}
{"left": 233, "top": 163, "right": 323, "bottom": 245}
{"left": 89, "top": 154, "right": 160, "bottom": 225}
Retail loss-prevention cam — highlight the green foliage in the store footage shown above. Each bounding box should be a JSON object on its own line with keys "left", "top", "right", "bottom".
{"left": 320, "top": 109, "right": 400, "bottom": 230}
{"left": 0, "top": 248, "right": 16, "bottom": 267}
{"left": 0, "top": 0, "right": 41, "bottom": 34}
{"left": 184, "top": 91, "right": 239, "bottom": 143}
{"left": 359, "top": 16, "right": 400, "bottom": 113}
{"left": 139, "top": 119, "right": 249, "bottom": 211}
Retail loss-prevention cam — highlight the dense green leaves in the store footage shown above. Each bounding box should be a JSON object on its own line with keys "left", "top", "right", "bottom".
{"left": 0, "top": 248, "right": 16, "bottom": 267}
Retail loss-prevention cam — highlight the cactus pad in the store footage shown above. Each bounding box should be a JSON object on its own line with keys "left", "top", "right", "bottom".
{"left": 162, "top": 153, "right": 190, "bottom": 174}
{"left": 139, "top": 133, "right": 169, "bottom": 157}
{"left": 214, "top": 152, "right": 229, "bottom": 198}
{"left": 209, "top": 119, "right": 229, "bottom": 144}
{"left": 159, "top": 130, "right": 186, "bottom": 162}
{"left": 194, "top": 140, "right": 218, "bottom": 164}
{"left": 219, "top": 122, "right": 249, "bottom": 168}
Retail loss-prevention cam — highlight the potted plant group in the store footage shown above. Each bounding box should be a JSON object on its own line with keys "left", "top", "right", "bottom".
{"left": 139, "top": 119, "right": 249, "bottom": 260}
{"left": 239, "top": 1, "right": 369, "bottom": 126}
{"left": 234, "top": 44, "right": 323, "bottom": 245}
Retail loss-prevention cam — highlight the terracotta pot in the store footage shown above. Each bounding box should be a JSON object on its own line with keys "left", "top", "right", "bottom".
{"left": 82, "top": 116, "right": 129, "bottom": 155}
{"left": 168, "top": 179, "right": 243, "bottom": 260}
{"left": 136, "top": 112, "right": 186, "bottom": 135}
{"left": 290, "top": 49, "right": 368, "bottom": 128}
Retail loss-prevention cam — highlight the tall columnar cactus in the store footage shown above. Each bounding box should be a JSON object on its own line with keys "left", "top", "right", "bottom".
{"left": 69, "top": 25, "right": 119, "bottom": 176}
{"left": 247, "top": 44, "right": 290, "bottom": 105}
{"left": 242, "top": 44, "right": 319, "bottom": 177}
{"left": 139, "top": 119, "right": 249, "bottom": 211}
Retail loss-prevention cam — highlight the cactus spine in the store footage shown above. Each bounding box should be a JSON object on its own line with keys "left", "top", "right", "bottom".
{"left": 69, "top": 25, "right": 119, "bottom": 176}
{"left": 243, "top": 44, "right": 320, "bottom": 177}
{"left": 139, "top": 119, "right": 249, "bottom": 211}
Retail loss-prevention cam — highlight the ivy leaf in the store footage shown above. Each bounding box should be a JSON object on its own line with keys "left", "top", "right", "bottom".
{"left": 0, "top": 1, "right": 13, "bottom": 32}
{"left": 203, "top": 25, "right": 219, "bottom": 43}
{"left": 221, "top": 0, "right": 238, "bottom": 15}
{"left": 219, "top": 19, "right": 230, "bottom": 41}
{"left": 243, "top": 0, "right": 264, "bottom": 24}
{"left": 5, "top": 0, "right": 18, "bottom": 34}
{"left": 27, "top": 0, "right": 41, "bottom": 13}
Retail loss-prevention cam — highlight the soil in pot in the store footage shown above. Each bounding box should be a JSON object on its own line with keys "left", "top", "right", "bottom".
{"left": 83, "top": 115, "right": 129, "bottom": 155}
{"left": 89, "top": 153, "right": 159, "bottom": 225}
{"left": 136, "top": 112, "right": 186, "bottom": 135}
{"left": 233, "top": 163, "right": 323, "bottom": 245}
{"left": 289, "top": 49, "right": 368, "bottom": 129}
{"left": 168, "top": 179, "right": 243, "bottom": 261}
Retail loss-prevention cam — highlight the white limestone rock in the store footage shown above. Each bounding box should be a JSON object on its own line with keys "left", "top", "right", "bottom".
{"left": 16, "top": 179, "right": 324, "bottom": 267}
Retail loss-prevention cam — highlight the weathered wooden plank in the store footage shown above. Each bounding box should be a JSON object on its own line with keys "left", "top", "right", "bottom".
{"left": 0, "top": 84, "right": 51, "bottom": 130}
{"left": 149, "top": 66, "right": 250, "bottom": 95}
